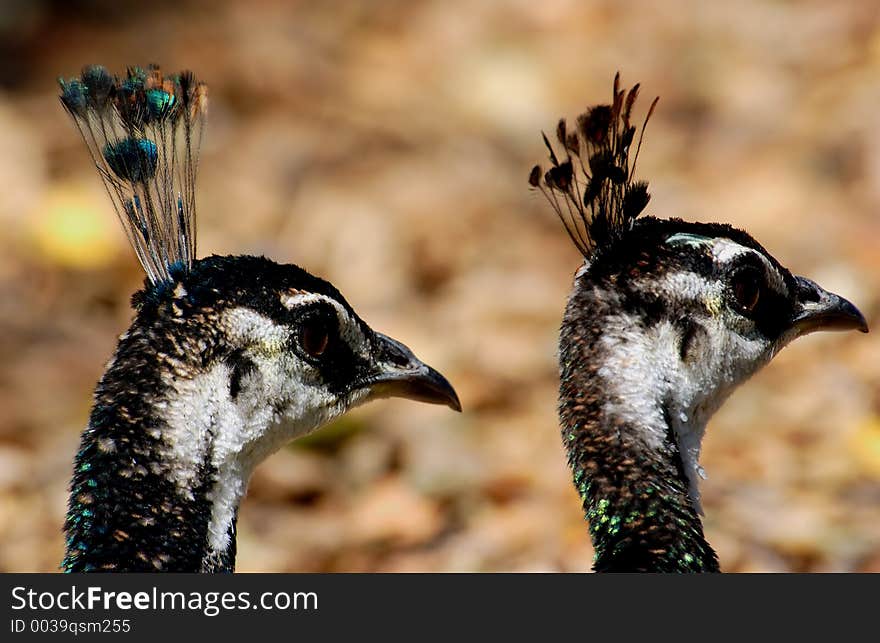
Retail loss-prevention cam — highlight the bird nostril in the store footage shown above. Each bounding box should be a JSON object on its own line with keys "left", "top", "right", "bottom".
{"left": 377, "top": 336, "right": 413, "bottom": 368}
{"left": 386, "top": 347, "right": 411, "bottom": 368}
{"left": 796, "top": 281, "right": 821, "bottom": 303}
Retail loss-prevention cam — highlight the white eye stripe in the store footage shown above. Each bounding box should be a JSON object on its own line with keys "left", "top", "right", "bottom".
{"left": 666, "top": 236, "right": 787, "bottom": 296}
{"left": 667, "top": 235, "right": 787, "bottom": 295}
{"left": 279, "top": 292, "right": 349, "bottom": 327}
{"left": 280, "top": 291, "right": 328, "bottom": 309}
{"left": 711, "top": 239, "right": 787, "bottom": 295}
{"left": 708, "top": 238, "right": 748, "bottom": 263}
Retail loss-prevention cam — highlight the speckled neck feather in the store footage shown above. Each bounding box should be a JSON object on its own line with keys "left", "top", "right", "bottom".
{"left": 62, "top": 254, "right": 378, "bottom": 572}
{"left": 559, "top": 278, "right": 719, "bottom": 573}
{"left": 63, "top": 283, "right": 235, "bottom": 573}
{"left": 63, "top": 371, "right": 236, "bottom": 573}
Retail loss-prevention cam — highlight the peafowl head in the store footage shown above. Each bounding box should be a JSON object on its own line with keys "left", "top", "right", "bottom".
{"left": 129, "top": 254, "right": 460, "bottom": 474}
{"left": 532, "top": 74, "right": 867, "bottom": 514}
{"left": 59, "top": 65, "right": 459, "bottom": 572}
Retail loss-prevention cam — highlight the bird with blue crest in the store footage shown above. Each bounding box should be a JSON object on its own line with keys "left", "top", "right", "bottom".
{"left": 58, "top": 65, "right": 461, "bottom": 572}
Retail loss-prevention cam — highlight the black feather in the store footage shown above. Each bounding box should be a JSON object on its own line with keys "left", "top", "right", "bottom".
{"left": 529, "top": 74, "right": 659, "bottom": 259}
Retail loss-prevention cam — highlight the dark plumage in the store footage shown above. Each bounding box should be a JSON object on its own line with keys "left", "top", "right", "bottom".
{"left": 60, "top": 66, "right": 460, "bottom": 572}
{"left": 533, "top": 75, "right": 868, "bottom": 572}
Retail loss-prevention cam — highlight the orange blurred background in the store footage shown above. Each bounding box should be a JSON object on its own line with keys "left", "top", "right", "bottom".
{"left": 1, "top": 0, "right": 879, "bottom": 571}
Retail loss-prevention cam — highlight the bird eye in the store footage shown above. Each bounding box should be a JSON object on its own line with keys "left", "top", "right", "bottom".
{"left": 731, "top": 268, "right": 762, "bottom": 314}
{"left": 299, "top": 316, "right": 331, "bottom": 358}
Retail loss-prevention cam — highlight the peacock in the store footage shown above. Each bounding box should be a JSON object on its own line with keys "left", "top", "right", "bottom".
{"left": 530, "top": 74, "right": 868, "bottom": 572}
{"left": 58, "top": 64, "right": 460, "bottom": 572}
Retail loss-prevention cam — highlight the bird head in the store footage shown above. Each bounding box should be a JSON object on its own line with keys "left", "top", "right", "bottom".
{"left": 59, "top": 65, "right": 461, "bottom": 570}
{"left": 131, "top": 254, "right": 460, "bottom": 468}
{"left": 57, "top": 65, "right": 460, "bottom": 454}
{"left": 564, "top": 217, "right": 866, "bottom": 509}
{"left": 534, "top": 75, "right": 867, "bottom": 509}
{"left": 583, "top": 217, "right": 867, "bottom": 379}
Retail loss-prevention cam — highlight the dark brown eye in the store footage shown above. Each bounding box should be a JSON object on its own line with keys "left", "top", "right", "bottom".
{"left": 300, "top": 318, "right": 330, "bottom": 357}
{"left": 732, "top": 269, "right": 761, "bottom": 314}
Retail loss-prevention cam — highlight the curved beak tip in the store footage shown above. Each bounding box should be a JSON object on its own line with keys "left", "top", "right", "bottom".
{"left": 857, "top": 307, "right": 870, "bottom": 333}
{"left": 792, "top": 277, "right": 869, "bottom": 336}
{"left": 367, "top": 333, "right": 462, "bottom": 412}
{"left": 407, "top": 366, "right": 462, "bottom": 412}
{"left": 373, "top": 367, "right": 462, "bottom": 412}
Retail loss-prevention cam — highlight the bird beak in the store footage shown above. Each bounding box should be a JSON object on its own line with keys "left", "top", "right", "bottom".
{"left": 789, "top": 276, "right": 868, "bottom": 337}
{"left": 360, "top": 333, "right": 462, "bottom": 412}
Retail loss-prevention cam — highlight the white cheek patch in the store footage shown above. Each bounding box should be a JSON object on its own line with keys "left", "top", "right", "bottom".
{"left": 159, "top": 356, "right": 354, "bottom": 560}
{"left": 666, "top": 316, "right": 768, "bottom": 513}
{"left": 648, "top": 271, "right": 724, "bottom": 309}
{"left": 158, "top": 362, "right": 242, "bottom": 556}
{"left": 223, "top": 307, "right": 289, "bottom": 349}
{"left": 638, "top": 270, "right": 726, "bottom": 325}
{"left": 596, "top": 316, "right": 681, "bottom": 453}
{"left": 157, "top": 305, "right": 363, "bottom": 561}
{"left": 600, "top": 269, "right": 773, "bottom": 514}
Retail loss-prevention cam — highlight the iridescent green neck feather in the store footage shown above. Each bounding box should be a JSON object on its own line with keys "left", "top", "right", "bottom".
{"left": 559, "top": 299, "right": 719, "bottom": 573}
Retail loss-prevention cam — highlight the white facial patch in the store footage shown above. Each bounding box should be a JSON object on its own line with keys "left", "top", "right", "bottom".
{"left": 223, "top": 306, "right": 290, "bottom": 350}
{"left": 594, "top": 267, "right": 773, "bottom": 513}
{"left": 157, "top": 305, "right": 368, "bottom": 562}
{"left": 596, "top": 315, "right": 682, "bottom": 452}
{"left": 651, "top": 271, "right": 725, "bottom": 310}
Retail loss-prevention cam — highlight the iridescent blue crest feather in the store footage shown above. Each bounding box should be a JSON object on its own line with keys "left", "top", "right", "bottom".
{"left": 59, "top": 65, "right": 207, "bottom": 284}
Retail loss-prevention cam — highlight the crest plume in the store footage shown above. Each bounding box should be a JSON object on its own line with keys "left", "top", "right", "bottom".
{"left": 59, "top": 65, "right": 207, "bottom": 284}
{"left": 529, "top": 72, "right": 658, "bottom": 257}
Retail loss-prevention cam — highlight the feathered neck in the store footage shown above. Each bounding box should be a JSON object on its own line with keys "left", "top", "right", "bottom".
{"left": 62, "top": 306, "right": 238, "bottom": 573}
{"left": 558, "top": 274, "right": 719, "bottom": 573}
{"left": 59, "top": 64, "right": 206, "bottom": 285}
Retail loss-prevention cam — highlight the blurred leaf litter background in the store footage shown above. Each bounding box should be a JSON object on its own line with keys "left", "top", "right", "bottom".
{"left": 1, "top": 0, "right": 879, "bottom": 572}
